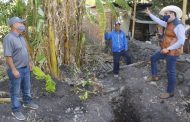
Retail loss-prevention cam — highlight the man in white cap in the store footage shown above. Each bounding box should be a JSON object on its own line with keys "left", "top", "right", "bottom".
{"left": 146, "top": 6, "right": 185, "bottom": 99}
{"left": 3, "top": 17, "right": 38, "bottom": 120}
{"left": 105, "top": 21, "right": 131, "bottom": 78}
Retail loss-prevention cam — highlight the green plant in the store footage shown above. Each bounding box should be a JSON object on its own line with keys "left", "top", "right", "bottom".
{"left": 35, "top": 53, "right": 46, "bottom": 65}
{"left": 81, "top": 79, "right": 93, "bottom": 87}
{"left": 79, "top": 91, "right": 89, "bottom": 101}
{"left": 85, "top": 0, "right": 131, "bottom": 45}
{"left": 45, "top": 75, "right": 56, "bottom": 93}
{"left": 95, "top": 0, "right": 106, "bottom": 44}
{"left": 73, "top": 78, "right": 98, "bottom": 101}
{"left": 33, "top": 66, "right": 56, "bottom": 93}
{"left": 32, "top": 66, "right": 46, "bottom": 79}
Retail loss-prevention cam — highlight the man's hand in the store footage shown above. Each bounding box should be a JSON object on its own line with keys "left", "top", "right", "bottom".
{"left": 12, "top": 69, "right": 20, "bottom": 78}
{"left": 124, "top": 50, "right": 128, "bottom": 53}
{"left": 145, "top": 7, "right": 151, "bottom": 15}
{"left": 161, "top": 48, "right": 169, "bottom": 54}
{"left": 29, "top": 62, "right": 33, "bottom": 71}
{"left": 5, "top": 57, "right": 20, "bottom": 78}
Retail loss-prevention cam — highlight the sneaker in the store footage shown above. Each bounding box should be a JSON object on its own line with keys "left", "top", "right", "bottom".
{"left": 11, "top": 111, "right": 26, "bottom": 121}
{"left": 114, "top": 74, "right": 122, "bottom": 80}
{"left": 114, "top": 74, "right": 119, "bottom": 78}
{"left": 23, "top": 102, "right": 39, "bottom": 109}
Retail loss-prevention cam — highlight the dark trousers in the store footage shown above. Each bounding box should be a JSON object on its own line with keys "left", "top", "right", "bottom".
{"left": 151, "top": 51, "right": 178, "bottom": 94}
{"left": 113, "top": 50, "right": 131, "bottom": 75}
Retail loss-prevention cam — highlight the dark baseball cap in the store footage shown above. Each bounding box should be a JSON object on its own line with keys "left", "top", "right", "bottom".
{"left": 8, "top": 17, "right": 26, "bottom": 26}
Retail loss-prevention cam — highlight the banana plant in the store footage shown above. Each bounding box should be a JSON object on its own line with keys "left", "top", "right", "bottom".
{"left": 95, "top": 0, "right": 106, "bottom": 46}
{"left": 85, "top": 0, "right": 131, "bottom": 45}
{"left": 33, "top": 66, "right": 56, "bottom": 93}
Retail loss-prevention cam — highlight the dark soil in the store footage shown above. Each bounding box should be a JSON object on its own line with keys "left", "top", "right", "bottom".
{"left": 0, "top": 74, "right": 86, "bottom": 122}
{"left": 0, "top": 63, "right": 190, "bottom": 122}
{"left": 0, "top": 73, "right": 114, "bottom": 122}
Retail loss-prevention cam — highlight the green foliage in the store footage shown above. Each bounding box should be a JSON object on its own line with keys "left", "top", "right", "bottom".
{"left": 95, "top": 0, "right": 106, "bottom": 41}
{"left": 33, "top": 66, "right": 56, "bottom": 93}
{"left": 0, "top": 25, "right": 9, "bottom": 42}
{"left": 32, "top": 66, "right": 46, "bottom": 79}
{"left": 80, "top": 79, "right": 93, "bottom": 101}
{"left": 79, "top": 91, "right": 89, "bottom": 101}
{"left": 0, "top": 1, "right": 17, "bottom": 41}
{"left": 14, "top": 0, "right": 26, "bottom": 17}
{"left": 75, "top": 79, "right": 97, "bottom": 101}
{"left": 81, "top": 79, "right": 92, "bottom": 87}
{"left": 114, "top": 0, "right": 131, "bottom": 10}
{"left": 85, "top": 7, "right": 98, "bottom": 24}
{"left": 36, "top": 53, "right": 46, "bottom": 65}
{"left": 26, "top": 0, "right": 45, "bottom": 48}
{"left": 91, "top": 0, "right": 131, "bottom": 42}
{"left": 102, "top": 0, "right": 119, "bottom": 17}
{"left": 0, "top": 1, "right": 15, "bottom": 25}
{"left": 45, "top": 75, "right": 56, "bottom": 93}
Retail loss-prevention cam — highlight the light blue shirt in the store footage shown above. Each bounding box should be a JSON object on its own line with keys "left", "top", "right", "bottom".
{"left": 149, "top": 13, "right": 185, "bottom": 50}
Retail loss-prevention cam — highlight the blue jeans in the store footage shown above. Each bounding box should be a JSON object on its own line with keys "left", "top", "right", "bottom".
{"left": 113, "top": 50, "right": 131, "bottom": 75}
{"left": 7, "top": 67, "right": 32, "bottom": 112}
{"left": 151, "top": 51, "right": 178, "bottom": 94}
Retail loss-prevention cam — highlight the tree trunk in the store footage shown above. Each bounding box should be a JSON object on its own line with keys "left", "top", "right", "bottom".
{"left": 43, "top": 0, "right": 60, "bottom": 78}
{"left": 42, "top": 0, "right": 85, "bottom": 78}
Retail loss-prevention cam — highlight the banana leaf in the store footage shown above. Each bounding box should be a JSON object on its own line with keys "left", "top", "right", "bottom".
{"left": 102, "top": 0, "right": 119, "bottom": 17}
{"left": 95, "top": 0, "right": 106, "bottom": 43}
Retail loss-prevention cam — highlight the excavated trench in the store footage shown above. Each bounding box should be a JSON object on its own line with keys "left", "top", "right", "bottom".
{"left": 111, "top": 88, "right": 140, "bottom": 122}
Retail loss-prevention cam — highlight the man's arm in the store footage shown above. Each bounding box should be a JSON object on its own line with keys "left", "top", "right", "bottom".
{"left": 145, "top": 8, "right": 167, "bottom": 27}
{"left": 3, "top": 37, "right": 20, "bottom": 78}
{"left": 104, "top": 32, "right": 112, "bottom": 41}
{"left": 149, "top": 14, "right": 167, "bottom": 27}
{"left": 5, "top": 57, "right": 20, "bottom": 78}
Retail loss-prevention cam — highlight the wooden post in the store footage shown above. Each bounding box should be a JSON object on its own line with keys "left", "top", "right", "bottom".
{"left": 182, "top": 0, "right": 187, "bottom": 54}
{"left": 0, "top": 98, "right": 11, "bottom": 104}
{"left": 182, "top": 0, "right": 187, "bottom": 24}
{"left": 131, "top": 0, "right": 137, "bottom": 40}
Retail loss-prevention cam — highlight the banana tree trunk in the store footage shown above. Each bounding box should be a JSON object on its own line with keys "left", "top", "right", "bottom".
{"left": 48, "top": 23, "right": 59, "bottom": 78}
{"left": 75, "top": 0, "right": 86, "bottom": 67}
{"left": 44, "top": 0, "right": 59, "bottom": 78}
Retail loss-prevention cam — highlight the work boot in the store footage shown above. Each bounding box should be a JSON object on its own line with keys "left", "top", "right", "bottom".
{"left": 159, "top": 93, "right": 174, "bottom": 99}
{"left": 11, "top": 111, "right": 26, "bottom": 121}
{"left": 146, "top": 76, "right": 160, "bottom": 82}
{"left": 151, "top": 76, "right": 160, "bottom": 81}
